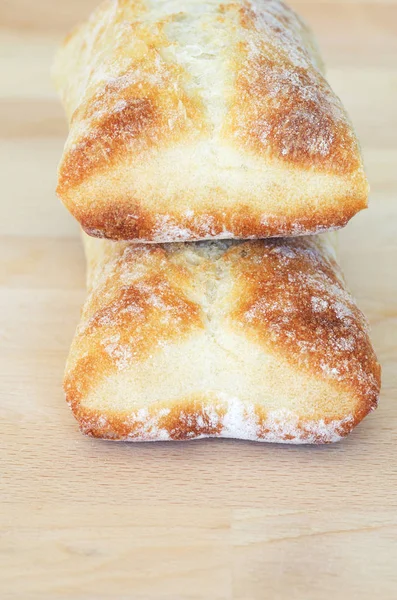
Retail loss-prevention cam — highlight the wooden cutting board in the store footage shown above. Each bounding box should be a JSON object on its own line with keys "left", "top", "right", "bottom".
{"left": 1, "top": 1, "right": 396, "bottom": 598}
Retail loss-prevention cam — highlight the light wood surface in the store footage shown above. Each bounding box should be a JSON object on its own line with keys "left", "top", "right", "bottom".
{"left": 1, "top": 1, "right": 396, "bottom": 598}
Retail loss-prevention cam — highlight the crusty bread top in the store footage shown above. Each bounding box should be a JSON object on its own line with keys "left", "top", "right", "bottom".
{"left": 64, "top": 234, "right": 380, "bottom": 442}
{"left": 53, "top": 0, "right": 368, "bottom": 242}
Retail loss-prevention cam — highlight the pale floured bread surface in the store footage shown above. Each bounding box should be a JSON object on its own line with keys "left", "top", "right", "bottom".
{"left": 64, "top": 234, "right": 380, "bottom": 443}
{"left": 53, "top": 0, "right": 368, "bottom": 242}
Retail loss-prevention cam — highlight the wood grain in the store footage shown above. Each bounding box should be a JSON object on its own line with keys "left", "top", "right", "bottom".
{"left": 0, "top": 1, "right": 396, "bottom": 598}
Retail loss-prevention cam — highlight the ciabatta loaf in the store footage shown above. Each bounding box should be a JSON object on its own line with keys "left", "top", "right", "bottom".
{"left": 64, "top": 234, "right": 380, "bottom": 443}
{"left": 53, "top": 0, "right": 368, "bottom": 242}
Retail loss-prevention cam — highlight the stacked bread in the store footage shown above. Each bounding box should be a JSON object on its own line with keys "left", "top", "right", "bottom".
{"left": 53, "top": 0, "right": 380, "bottom": 443}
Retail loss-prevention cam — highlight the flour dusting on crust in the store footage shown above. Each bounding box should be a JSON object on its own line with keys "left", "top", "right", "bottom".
{"left": 75, "top": 394, "right": 356, "bottom": 444}
{"left": 65, "top": 235, "right": 380, "bottom": 445}
{"left": 54, "top": 0, "right": 368, "bottom": 243}
{"left": 237, "top": 238, "right": 379, "bottom": 407}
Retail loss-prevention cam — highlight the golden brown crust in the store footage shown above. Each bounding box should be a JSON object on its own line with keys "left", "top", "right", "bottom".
{"left": 64, "top": 235, "right": 381, "bottom": 443}
{"left": 53, "top": 0, "right": 368, "bottom": 242}
{"left": 229, "top": 3, "right": 360, "bottom": 175}
{"left": 72, "top": 193, "right": 364, "bottom": 242}
{"left": 65, "top": 244, "right": 203, "bottom": 409}
{"left": 59, "top": 62, "right": 204, "bottom": 193}
{"left": 60, "top": 97, "right": 157, "bottom": 191}
{"left": 228, "top": 239, "right": 380, "bottom": 410}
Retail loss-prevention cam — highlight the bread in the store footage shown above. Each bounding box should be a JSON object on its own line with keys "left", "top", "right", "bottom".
{"left": 53, "top": 0, "right": 368, "bottom": 243}
{"left": 64, "top": 233, "right": 380, "bottom": 443}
